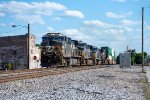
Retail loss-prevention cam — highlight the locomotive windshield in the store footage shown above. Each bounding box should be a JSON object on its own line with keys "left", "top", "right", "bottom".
{"left": 92, "top": 48, "right": 97, "bottom": 52}
{"left": 86, "top": 45, "right": 91, "bottom": 49}
{"left": 78, "top": 43, "right": 85, "bottom": 48}
{"left": 42, "top": 36, "right": 65, "bottom": 42}
{"left": 41, "top": 41, "right": 62, "bottom": 46}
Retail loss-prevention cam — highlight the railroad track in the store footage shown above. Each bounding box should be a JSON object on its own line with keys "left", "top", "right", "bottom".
{"left": 0, "top": 65, "right": 106, "bottom": 83}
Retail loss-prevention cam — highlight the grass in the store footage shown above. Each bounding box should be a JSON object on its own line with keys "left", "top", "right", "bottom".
{"left": 141, "top": 73, "right": 150, "bottom": 100}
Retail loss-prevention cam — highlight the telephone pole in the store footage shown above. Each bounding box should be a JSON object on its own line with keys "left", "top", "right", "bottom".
{"left": 12, "top": 23, "right": 30, "bottom": 69}
{"left": 27, "top": 23, "right": 30, "bottom": 69}
{"left": 142, "top": 7, "right": 144, "bottom": 72}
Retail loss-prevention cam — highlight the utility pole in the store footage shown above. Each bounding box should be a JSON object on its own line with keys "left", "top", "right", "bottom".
{"left": 142, "top": 7, "right": 144, "bottom": 72}
{"left": 27, "top": 23, "right": 30, "bottom": 69}
{"left": 12, "top": 23, "right": 30, "bottom": 69}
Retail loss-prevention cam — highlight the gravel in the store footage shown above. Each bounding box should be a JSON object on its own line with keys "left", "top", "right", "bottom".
{"left": 0, "top": 65, "right": 146, "bottom": 100}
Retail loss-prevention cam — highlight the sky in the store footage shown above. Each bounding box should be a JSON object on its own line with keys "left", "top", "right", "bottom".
{"left": 0, "top": 0, "right": 150, "bottom": 55}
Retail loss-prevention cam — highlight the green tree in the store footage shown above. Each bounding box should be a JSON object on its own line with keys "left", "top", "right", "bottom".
{"left": 135, "top": 53, "right": 142, "bottom": 64}
{"left": 131, "top": 53, "right": 136, "bottom": 65}
{"left": 135, "top": 52, "right": 147, "bottom": 64}
{"left": 127, "top": 49, "right": 136, "bottom": 65}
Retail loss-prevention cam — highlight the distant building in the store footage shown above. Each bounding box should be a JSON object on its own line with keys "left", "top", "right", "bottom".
{"left": 119, "top": 52, "right": 131, "bottom": 68}
{"left": 0, "top": 34, "right": 41, "bottom": 70}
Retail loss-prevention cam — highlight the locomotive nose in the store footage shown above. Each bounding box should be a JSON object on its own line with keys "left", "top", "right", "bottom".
{"left": 47, "top": 46, "right": 54, "bottom": 53}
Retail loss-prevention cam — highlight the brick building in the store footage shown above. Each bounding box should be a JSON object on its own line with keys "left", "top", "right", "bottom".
{"left": 0, "top": 34, "right": 41, "bottom": 70}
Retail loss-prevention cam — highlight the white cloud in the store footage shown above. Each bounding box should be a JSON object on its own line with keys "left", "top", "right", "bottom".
{"left": 15, "top": 15, "right": 45, "bottom": 24}
{"left": 120, "top": 19, "right": 140, "bottom": 26}
{"left": 103, "top": 29, "right": 125, "bottom": 35}
{"left": 63, "top": 29, "right": 82, "bottom": 36}
{"left": 0, "top": 12, "right": 5, "bottom": 17}
{"left": 112, "top": 0, "right": 127, "bottom": 2}
{"left": 62, "top": 19, "right": 127, "bottom": 46}
{"left": 145, "top": 25, "right": 150, "bottom": 31}
{"left": 83, "top": 20, "right": 116, "bottom": 28}
{"left": 0, "top": 1, "right": 66, "bottom": 15}
{"left": 112, "top": 0, "right": 140, "bottom": 2}
{"left": 62, "top": 28, "right": 92, "bottom": 43}
{"left": 47, "top": 26, "right": 54, "bottom": 32}
{"left": 63, "top": 10, "right": 84, "bottom": 19}
{"left": 0, "top": 1, "right": 84, "bottom": 23}
{"left": 106, "top": 12, "right": 132, "bottom": 18}
{"left": 61, "top": 19, "right": 142, "bottom": 54}
{"left": 51, "top": 17, "right": 61, "bottom": 21}
{"left": 0, "top": 23, "right": 6, "bottom": 26}
{"left": 0, "top": 1, "right": 67, "bottom": 24}
{"left": 31, "top": 1, "right": 67, "bottom": 16}
{"left": 83, "top": 20, "right": 104, "bottom": 26}
{"left": 124, "top": 27, "right": 132, "bottom": 32}
{"left": 31, "top": 1, "right": 66, "bottom": 11}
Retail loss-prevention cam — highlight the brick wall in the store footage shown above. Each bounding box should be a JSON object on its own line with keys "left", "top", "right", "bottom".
{"left": 0, "top": 34, "right": 41, "bottom": 70}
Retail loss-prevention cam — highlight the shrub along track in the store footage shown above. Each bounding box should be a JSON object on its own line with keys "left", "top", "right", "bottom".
{"left": 0, "top": 65, "right": 106, "bottom": 83}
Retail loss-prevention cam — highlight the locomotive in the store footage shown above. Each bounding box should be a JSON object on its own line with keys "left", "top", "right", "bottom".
{"left": 41, "top": 33, "right": 114, "bottom": 67}
{"left": 41, "top": 33, "right": 80, "bottom": 67}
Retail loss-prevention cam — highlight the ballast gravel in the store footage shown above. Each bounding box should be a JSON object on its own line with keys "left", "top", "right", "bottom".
{"left": 0, "top": 65, "right": 146, "bottom": 100}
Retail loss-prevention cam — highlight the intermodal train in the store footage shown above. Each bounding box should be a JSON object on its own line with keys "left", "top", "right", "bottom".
{"left": 41, "top": 33, "right": 115, "bottom": 67}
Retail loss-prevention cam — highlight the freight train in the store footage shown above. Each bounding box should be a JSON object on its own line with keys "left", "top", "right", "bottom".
{"left": 41, "top": 33, "right": 115, "bottom": 67}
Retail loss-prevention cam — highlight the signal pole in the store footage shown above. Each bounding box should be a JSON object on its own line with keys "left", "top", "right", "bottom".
{"left": 142, "top": 7, "right": 144, "bottom": 72}
{"left": 27, "top": 23, "right": 30, "bottom": 69}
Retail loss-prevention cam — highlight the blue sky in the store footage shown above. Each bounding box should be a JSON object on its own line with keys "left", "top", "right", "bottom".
{"left": 0, "top": 0, "right": 150, "bottom": 55}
